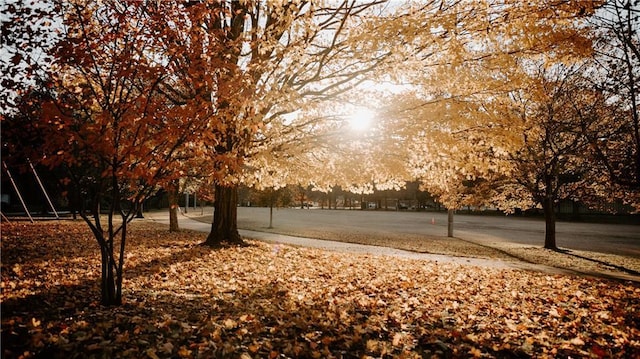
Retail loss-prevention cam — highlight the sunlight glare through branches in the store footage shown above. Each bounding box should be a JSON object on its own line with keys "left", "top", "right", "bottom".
{"left": 347, "top": 106, "right": 375, "bottom": 131}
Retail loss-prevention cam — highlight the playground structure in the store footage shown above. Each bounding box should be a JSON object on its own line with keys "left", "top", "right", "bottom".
{"left": 1, "top": 160, "right": 60, "bottom": 223}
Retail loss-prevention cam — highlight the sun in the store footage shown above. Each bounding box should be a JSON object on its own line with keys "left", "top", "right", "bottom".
{"left": 347, "top": 107, "right": 375, "bottom": 131}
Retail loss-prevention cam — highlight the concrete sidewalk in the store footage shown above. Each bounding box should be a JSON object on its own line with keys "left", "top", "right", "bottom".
{"left": 143, "top": 210, "right": 575, "bottom": 275}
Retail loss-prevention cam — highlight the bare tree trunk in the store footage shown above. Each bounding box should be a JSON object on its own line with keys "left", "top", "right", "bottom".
{"left": 167, "top": 180, "right": 180, "bottom": 232}
{"left": 543, "top": 196, "right": 557, "bottom": 250}
{"left": 104, "top": 175, "right": 124, "bottom": 306}
{"left": 447, "top": 209, "right": 454, "bottom": 237}
{"left": 70, "top": 189, "right": 79, "bottom": 220}
{"left": 115, "top": 215, "right": 127, "bottom": 304}
{"left": 299, "top": 186, "right": 306, "bottom": 209}
{"left": 88, "top": 212, "right": 122, "bottom": 306}
{"left": 100, "top": 246, "right": 115, "bottom": 305}
{"left": 205, "top": 183, "right": 243, "bottom": 246}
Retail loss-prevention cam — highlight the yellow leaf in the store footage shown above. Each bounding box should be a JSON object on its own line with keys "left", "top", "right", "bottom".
{"left": 392, "top": 332, "right": 402, "bottom": 347}
{"left": 470, "top": 347, "right": 482, "bottom": 358}
{"left": 161, "top": 341, "right": 174, "bottom": 353}
{"left": 366, "top": 339, "right": 380, "bottom": 351}
{"left": 569, "top": 337, "right": 585, "bottom": 346}
{"left": 224, "top": 318, "right": 237, "bottom": 329}
{"left": 177, "top": 346, "right": 192, "bottom": 358}
{"left": 146, "top": 349, "right": 160, "bottom": 359}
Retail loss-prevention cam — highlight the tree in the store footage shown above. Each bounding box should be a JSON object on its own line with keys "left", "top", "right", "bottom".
{"left": 153, "top": 0, "right": 412, "bottom": 246}
{"left": 0, "top": 0, "right": 60, "bottom": 116}
{"left": 145, "top": 1, "right": 601, "bottom": 246}
{"left": 166, "top": 179, "right": 181, "bottom": 232}
{"left": 587, "top": 0, "right": 640, "bottom": 206}
{"left": 0, "top": 81, "right": 76, "bottom": 218}
{"left": 380, "top": 1, "right": 600, "bottom": 242}
{"left": 31, "top": 0, "right": 200, "bottom": 306}
{"left": 505, "top": 65, "right": 610, "bottom": 249}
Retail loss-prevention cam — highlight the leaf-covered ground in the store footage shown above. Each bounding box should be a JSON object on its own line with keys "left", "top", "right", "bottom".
{"left": 2, "top": 220, "right": 639, "bottom": 358}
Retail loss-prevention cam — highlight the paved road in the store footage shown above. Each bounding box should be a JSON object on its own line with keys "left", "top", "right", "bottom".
{"left": 233, "top": 207, "right": 640, "bottom": 258}
{"left": 144, "top": 210, "right": 574, "bottom": 274}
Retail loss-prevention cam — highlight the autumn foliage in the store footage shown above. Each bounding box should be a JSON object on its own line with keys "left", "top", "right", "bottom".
{"left": 2, "top": 0, "right": 639, "bottom": 316}
{"left": 27, "top": 0, "right": 208, "bottom": 306}
{"left": 2, "top": 220, "right": 639, "bottom": 358}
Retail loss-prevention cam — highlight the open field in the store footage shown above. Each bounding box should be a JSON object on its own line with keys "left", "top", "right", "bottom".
{"left": 2, "top": 220, "right": 639, "bottom": 358}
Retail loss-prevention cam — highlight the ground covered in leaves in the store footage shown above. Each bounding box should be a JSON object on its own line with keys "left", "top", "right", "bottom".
{"left": 2, "top": 220, "right": 639, "bottom": 358}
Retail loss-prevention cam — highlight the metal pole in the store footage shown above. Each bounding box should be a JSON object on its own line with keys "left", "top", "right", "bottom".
{"left": 269, "top": 204, "right": 273, "bottom": 229}
{"left": 184, "top": 192, "right": 188, "bottom": 214}
{"left": 447, "top": 208, "right": 454, "bottom": 237}
{"left": 28, "top": 159, "right": 59, "bottom": 219}
{"left": 2, "top": 161, "right": 33, "bottom": 223}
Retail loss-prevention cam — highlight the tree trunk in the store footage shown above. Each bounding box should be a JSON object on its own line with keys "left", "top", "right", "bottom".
{"left": 98, "top": 237, "right": 121, "bottom": 306}
{"left": 70, "top": 189, "right": 79, "bottom": 220}
{"left": 543, "top": 196, "right": 557, "bottom": 250}
{"left": 299, "top": 188, "right": 306, "bottom": 209}
{"left": 167, "top": 181, "right": 180, "bottom": 232}
{"left": 205, "top": 183, "right": 243, "bottom": 246}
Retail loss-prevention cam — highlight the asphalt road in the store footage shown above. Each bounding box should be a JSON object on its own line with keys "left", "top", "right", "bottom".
{"left": 236, "top": 207, "right": 640, "bottom": 258}
{"left": 145, "top": 209, "right": 577, "bottom": 273}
